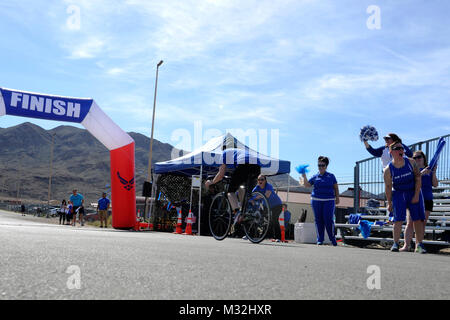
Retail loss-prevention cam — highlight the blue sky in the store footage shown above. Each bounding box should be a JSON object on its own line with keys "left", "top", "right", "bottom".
{"left": 1, "top": 0, "right": 450, "bottom": 184}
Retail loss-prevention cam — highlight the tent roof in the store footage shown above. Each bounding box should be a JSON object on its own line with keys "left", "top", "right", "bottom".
{"left": 154, "top": 133, "right": 291, "bottom": 177}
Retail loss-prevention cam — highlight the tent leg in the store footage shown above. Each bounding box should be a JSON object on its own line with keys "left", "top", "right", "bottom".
{"left": 199, "top": 165, "right": 203, "bottom": 236}
{"left": 287, "top": 174, "right": 290, "bottom": 203}
{"left": 147, "top": 173, "right": 157, "bottom": 229}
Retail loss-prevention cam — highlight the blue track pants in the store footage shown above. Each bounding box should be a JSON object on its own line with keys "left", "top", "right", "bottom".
{"left": 311, "top": 199, "right": 337, "bottom": 245}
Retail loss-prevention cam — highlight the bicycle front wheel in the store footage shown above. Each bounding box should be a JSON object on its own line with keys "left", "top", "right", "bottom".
{"left": 208, "top": 193, "right": 232, "bottom": 241}
{"left": 242, "top": 191, "right": 271, "bottom": 244}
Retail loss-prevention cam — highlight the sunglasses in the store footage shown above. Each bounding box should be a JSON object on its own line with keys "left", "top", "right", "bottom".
{"left": 391, "top": 146, "right": 404, "bottom": 151}
{"left": 318, "top": 164, "right": 326, "bottom": 168}
{"left": 413, "top": 155, "right": 423, "bottom": 160}
{"left": 258, "top": 178, "right": 265, "bottom": 182}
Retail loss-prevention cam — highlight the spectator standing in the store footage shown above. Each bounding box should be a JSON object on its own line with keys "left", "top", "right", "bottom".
{"left": 363, "top": 133, "right": 413, "bottom": 168}
{"left": 97, "top": 192, "right": 111, "bottom": 228}
{"left": 383, "top": 141, "right": 426, "bottom": 253}
{"left": 21, "top": 204, "right": 26, "bottom": 216}
{"left": 300, "top": 156, "right": 339, "bottom": 246}
{"left": 70, "top": 189, "right": 85, "bottom": 227}
{"left": 59, "top": 199, "right": 67, "bottom": 225}
{"left": 282, "top": 203, "right": 291, "bottom": 227}
{"left": 282, "top": 203, "right": 291, "bottom": 239}
{"left": 66, "top": 201, "right": 73, "bottom": 225}
{"left": 401, "top": 151, "right": 438, "bottom": 251}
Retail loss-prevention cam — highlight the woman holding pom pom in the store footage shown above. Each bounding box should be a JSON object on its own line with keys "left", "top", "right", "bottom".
{"left": 364, "top": 133, "right": 413, "bottom": 168}
{"left": 299, "top": 156, "right": 339, "bottom": 246}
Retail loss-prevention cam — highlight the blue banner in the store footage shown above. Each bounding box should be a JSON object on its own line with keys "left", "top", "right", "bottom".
{"left": 0, "top": 88, "right": 93, "bottom": 123}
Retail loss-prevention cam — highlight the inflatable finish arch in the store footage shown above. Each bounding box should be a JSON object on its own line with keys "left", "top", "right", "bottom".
{"left": 0, "top": 87, "right": 136, "bottom": 229}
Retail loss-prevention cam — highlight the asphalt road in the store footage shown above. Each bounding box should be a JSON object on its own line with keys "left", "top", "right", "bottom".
{"left": 0, "top": 209, "right": 449, "bottom": 300}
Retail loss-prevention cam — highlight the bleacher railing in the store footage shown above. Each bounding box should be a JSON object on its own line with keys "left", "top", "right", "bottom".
{"left": 353, "top": 134, "right": 450, "bottom": 213}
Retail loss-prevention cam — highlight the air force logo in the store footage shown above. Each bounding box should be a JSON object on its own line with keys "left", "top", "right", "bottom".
{"left": 117, "top": 172, "right": 134, "bottom": 191}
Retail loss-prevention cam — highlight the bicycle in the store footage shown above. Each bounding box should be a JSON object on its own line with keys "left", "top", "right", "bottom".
{"left": 208, "top": 176, "right": 271, "bottom": 244}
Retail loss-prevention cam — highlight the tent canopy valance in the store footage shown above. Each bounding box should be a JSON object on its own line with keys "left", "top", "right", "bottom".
{"left": 154, "top": 133, "right": 291, "bottom": 177}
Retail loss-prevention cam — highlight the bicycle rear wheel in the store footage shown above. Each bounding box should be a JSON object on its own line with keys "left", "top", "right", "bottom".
{"left": 242, "top": 191, "right": 271, "bottom": 243}
{"left": 208, "top": 193, "right": 232, "bottom": 241}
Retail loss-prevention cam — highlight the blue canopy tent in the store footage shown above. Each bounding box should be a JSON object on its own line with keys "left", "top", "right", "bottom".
{"left": 154, "top": 133, "right": 291, "bottom": 176}
{"left": 153, "top": 133, "right": 291, "bottom": 235}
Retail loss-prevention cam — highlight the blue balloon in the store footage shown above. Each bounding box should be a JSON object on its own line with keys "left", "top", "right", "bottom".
{"left": 429, "top": 138, "right": 446, "bottom": 171}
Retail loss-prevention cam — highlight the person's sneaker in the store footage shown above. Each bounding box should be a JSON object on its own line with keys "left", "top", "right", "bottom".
{"left": 391, "top": 242, "right": 400, "bottom": 252}
{"left": 317, "top": 242, "right": 323, "bottom": 245}
{"left": 415, "top": 243, "right": 427, "bottom": 254}
{"left": 242, "top": 235, "right": 248, "bottom": 240}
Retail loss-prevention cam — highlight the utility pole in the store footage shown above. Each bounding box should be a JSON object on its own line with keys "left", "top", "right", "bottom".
{"left": 48, "top": 133, "right": 55, "bottom": 206}
{"left": 144, "top": 60, "right": 163, "bottom": 223}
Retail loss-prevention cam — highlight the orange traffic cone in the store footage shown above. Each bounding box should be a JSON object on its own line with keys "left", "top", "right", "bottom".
{"left": 139, "top": 222, "right": 150, "bottom": 229}
{"left": 278, "top": 208, "right": 286, "bottom": 243}
{"left": 173, "top": 207, "right": 183, "bottom": 234}
{"left": 183, "top": 210, "right": 193, "bottom": 235}
{"left": 134, "top": 217, "right": 141, "bottom": 231}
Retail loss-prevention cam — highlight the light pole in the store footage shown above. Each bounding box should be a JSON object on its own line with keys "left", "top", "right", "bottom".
{"left": 48, "top": 132, "right": 55, "bottom": 207}
{"left": 144, "top": 60, "right": 163, "bottom": 223}
{"left": 16, "top": 159, "right": 22, "bottom": 201}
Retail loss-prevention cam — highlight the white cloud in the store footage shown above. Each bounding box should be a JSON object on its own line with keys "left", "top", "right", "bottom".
{"left": 66, "top": 37, "right": 105, "bottom": 59}
{"left": 301, "top": 45, "right": 450, "bottom": 102}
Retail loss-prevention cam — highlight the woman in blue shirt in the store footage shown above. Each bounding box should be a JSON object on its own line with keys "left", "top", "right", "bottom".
{"left": 300, "top": 156, "right": 340, "bottom": 246}
{"left": 252, "top": 175, "right": 283, "bottom": 241}
{"left": 383, "top": 142, "right": 426, "bottom": 253}
{"left": 400, "top": 150, "right": 438, "bottom": 251}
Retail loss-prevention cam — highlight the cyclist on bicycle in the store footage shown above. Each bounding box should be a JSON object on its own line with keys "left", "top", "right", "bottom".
{"left": 205, "top": 148, "right": 260, "bottom": 222}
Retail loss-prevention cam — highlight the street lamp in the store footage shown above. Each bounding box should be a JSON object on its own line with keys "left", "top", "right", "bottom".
{"left": 48, "top": 132, "right": 56, "bottom": 207}
{"left": 143, "top": 60, "right": 163, "bottom": 222}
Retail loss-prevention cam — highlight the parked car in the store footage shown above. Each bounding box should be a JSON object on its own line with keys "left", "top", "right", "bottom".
{"left": 43, "top": 207, "right": 59, "bottom": 218}
{"left": 85, "top": 212, "right": 99, "bottom": 222}
{"left": 50, "top": 207, "right": 59, "bottom": 217}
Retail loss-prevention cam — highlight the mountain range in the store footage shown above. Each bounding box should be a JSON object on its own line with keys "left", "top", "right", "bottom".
{"left": 0, "top": 122, "right": 298, "bottom": 205}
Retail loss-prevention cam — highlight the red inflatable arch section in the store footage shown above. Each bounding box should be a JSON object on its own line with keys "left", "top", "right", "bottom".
{"left": 0, "top": 87, "right": 136, "bottom": 229}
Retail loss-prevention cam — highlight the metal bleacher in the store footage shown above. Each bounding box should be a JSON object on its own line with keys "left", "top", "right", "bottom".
{"left": 336, "top": 180, "right": 450, "bottom": 251}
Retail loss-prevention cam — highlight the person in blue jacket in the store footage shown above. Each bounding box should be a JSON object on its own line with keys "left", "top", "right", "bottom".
{"left": 97, "top": 192, "right": 111, "bottom": 228}
{"left": 363, "top": 133, "right": 413, "bottom": 168}
{"left": 400, "top": 150, "right": 438, "bottom": 251}
{"left": 383, "top": 141, "right": 426, "bottom": 253}
{"left": 300, "top": 156, "right": 340, "bottom": 246}
{"left": 251, "top": 174, "right": 283, "bottom": 241}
